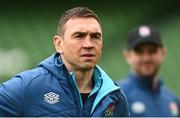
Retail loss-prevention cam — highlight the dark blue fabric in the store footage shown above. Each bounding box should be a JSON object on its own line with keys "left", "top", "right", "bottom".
{"left": 0, "top": 53, "right": 129, "bottom": 117}
{"left": 118, "top": 72, "right": 180, "bottom": 117}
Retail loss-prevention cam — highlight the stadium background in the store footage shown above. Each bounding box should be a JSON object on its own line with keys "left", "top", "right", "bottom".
{"left": 0, "top": 0, "right": 180, "bottom": 97}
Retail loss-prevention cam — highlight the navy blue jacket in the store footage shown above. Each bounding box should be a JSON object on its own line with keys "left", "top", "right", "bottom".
{"left": 0, "top": 53, "right": 129, "bottom": 117}
{"left": 118, "top": 72, "right": 180, "bottom": 117}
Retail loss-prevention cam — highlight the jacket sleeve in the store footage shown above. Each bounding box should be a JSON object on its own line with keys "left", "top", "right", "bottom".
{"left": 175, "top": 96, "right": 180, "bottom": 117}
{"left": 0, "top": 76, "right": 24, "bottom": 116}
{"left": 113, "top": 88, "right": 130, "bottom": 117}
{"left": 120, "top": 88, "right": 130, "bottom": 117}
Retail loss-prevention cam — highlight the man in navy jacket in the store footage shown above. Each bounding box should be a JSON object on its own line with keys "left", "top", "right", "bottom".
{"left": 118, "top": 25, "right": 180, "bottom": 117}
{"left": 0, "top": 7, "right": 129, "bottom": 116}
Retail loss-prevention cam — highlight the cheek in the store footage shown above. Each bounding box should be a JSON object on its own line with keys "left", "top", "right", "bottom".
{"left": 154, "top": 55, "right": 164, "bottom": 64}
{"left": 97, "top": 45, "right": 103, "bottom": 53}
{"left": 63, "top": 42, "right": 79, "bottom": 54}
{"left": 131, "top": 55, "right": 140, "bottom": 64}
{"left": 94, "top": 43, "right": 102, "bottom": 53}
{"left": 128, "top": 57, "right": 138, "bottom": 67}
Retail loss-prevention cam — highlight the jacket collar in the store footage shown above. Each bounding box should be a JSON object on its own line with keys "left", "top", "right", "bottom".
{"left": 38, "top": 53, "right": 120, "bottom": 114}
{"left": 128, "top": 71, "right": 163, "bottom": 93}
{"left": 90, "top": 66, "right": 120, "bottom": 114}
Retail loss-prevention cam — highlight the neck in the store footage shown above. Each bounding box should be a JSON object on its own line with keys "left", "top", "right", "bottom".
{"left": 143, "top": 75, "right": 158, "bottom": 91}
{"left": 134, "top": 71, "right": 159, "bottom": 91}
{"left": 74, "top": 69, "right": 94, "bottom": 93}
{"left": 60, "top": 56, "right": 93, "bottom": 93}
{"left": 152, "top": 76, "right": 158, "bottom": 91}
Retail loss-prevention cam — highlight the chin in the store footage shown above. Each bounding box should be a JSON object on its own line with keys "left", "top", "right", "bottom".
{"left": 77, "top": 63, "right": 95, "bottom": 71}
{"left": 137, "top": 66, "right": 159, "bottom": 77}
{"left": 139, "top": 71, "right": 156, "bottom": 77}
{"left": 85, "top": 64, "right": 95, "bottom": 69}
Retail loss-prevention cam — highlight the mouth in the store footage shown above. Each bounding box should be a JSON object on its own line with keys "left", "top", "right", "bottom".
{"left": 140, "top": 62, "right": 156, "bottom": 69}
{"left": 81, "top": 54, "right": 95, "bottom": 57}
{"left": 80, "top": 54, "right": 95, "bottom": 60}
{"left": 141, "top": 62, "right": 154, "bottom": 66}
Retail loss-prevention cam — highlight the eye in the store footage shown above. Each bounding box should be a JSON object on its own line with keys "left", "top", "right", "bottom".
{"left": 149, "top": 48, "right": 158, "bottom": 54}
{"left": 75, "top": 34, "right": 83, "bottom": 38}
{"left": 74, "top": 34, "right": 83, "bottom": 38}
{"left": 134, "top": 48, "right": 143, "bottom": 55}
{"left": 92, "top": 35, "right": 100, "bottom": 39}
{"left": 73, "top": 32, "right": 85, "bottom": 39}
{"left": 91, "top": 34, "right": 101, "bottom": 40}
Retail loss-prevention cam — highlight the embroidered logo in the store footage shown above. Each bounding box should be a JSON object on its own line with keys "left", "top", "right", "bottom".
{"left": 104, "top": 103, "right": 115, "bottom": 117}
{"left": 44, "top": 92, "right": 60, "bottom": 104}
{"left": 139, "top": 26, "right": 151, "bottom": 38}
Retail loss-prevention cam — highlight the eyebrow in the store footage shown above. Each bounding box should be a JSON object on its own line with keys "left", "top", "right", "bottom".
{"left": 72, "top": 32, "right": 87, "bottom": 36}
{"left": 90, "top": 32, "right": 102, "bottom": 37}
{"left": 71, "top": 31, "right": 102, "bottom": 37}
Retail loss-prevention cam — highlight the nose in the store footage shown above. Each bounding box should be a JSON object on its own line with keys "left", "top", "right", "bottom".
{"left": 142, "top": 53, "right": 151, "bottom": 61}
{"left": 82, "top": 36, "right": 94, "bottom": 49}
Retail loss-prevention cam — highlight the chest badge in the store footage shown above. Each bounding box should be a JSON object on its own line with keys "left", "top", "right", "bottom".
{"left": 104, "top": 103, "right": 115, "bottom": 117}
{"left": 44, "top": 92, "right": 60, "bottom": 104}
{"left": 131, "top": 101, "right": 145, "bottom": 114}
{"left": 169, "top": 102, "right": 179, "bottom": 116}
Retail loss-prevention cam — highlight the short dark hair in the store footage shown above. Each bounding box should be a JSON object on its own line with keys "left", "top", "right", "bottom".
{"left": 57, "top": 7, "right": 101, "bottom": 36}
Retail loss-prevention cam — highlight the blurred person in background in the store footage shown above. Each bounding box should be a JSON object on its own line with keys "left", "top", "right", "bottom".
{"left": 118, "top": 25, "right": 180, "bottom": 117}
{"left": 0, "top": 7, "right": 129, "bottom": 116}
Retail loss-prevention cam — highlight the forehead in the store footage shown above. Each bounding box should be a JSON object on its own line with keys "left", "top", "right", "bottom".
{"left": 64, "top": 17, "right": 102, "bottom": 34}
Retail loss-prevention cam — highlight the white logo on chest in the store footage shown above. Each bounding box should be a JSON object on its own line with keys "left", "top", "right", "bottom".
{"left": 169, "top": 102, "right": 179, "bottom": 116}
{"left": 44, "top": 92, "right": 60, "bottom": 104}
{"left": 131, "top": 101, "right": 145, "bottom": 114}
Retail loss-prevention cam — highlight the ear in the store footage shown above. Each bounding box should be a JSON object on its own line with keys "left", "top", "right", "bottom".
{"left": 160, "top": 47, "right": 167, "bottom": 61}
{"left": 124, "top": 49, "right": 132, "bottom": 65}
{"left": 53, "top": 35, "right": 63, "bottom": 53}
{"left": 162, "top": 47, "right": 167, "bottom": 57}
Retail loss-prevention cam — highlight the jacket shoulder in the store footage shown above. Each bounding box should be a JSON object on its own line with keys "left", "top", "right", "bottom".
{"left": 15, "top": 67, "right": 49, "bottom": 85}
{"left": 112, "top": 87, "right": 130, "bottom": 117}
{"left": 0, "top": 67, "right": 50, "bottom": 116}
{"left": 161, "top": 86, "right": 180, "bottom": 101}
{"left": 117, "top": 78, "right": 133, "bottom": 94}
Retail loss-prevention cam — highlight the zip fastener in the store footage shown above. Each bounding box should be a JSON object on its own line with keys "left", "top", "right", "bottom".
{"left": 66, "top": 72, "right": 83, "bottom": 116}
{"left": 70, "top": 74, "right": 84, "bottom": 108}
{"left": 56, "top": 57, "right": 82, "bottom": 115}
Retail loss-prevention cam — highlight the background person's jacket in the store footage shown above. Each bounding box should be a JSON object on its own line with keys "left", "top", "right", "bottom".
{"left": 118, "top": 72, "right": 180, "bottom": 117}
{"left": 0, "top": 53, "right": 129, "bottom": 117}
